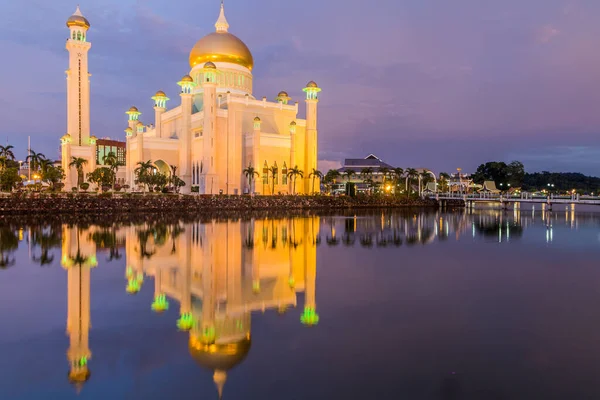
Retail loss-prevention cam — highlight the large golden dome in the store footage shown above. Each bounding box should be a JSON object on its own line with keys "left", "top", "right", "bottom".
{"left": 189, "top": 336, "right": 251, "bottom": 372}
{"left": 189, "top": 32, "right": 254, "bottom": 70}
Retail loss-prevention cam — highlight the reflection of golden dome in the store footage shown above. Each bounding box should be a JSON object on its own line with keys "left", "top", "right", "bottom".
{"left": 189, "top": 336, "right": 251, "bottom": 372}
{"left": 189, "top": 32, "right": 254, "bottom": 70}
{"left": 68, "top": 368, "right": 90, "bottom": 384}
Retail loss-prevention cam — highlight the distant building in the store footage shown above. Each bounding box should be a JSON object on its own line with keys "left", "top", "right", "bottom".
{"left": 95, "top": 139, "right": 126, "bottom": 166}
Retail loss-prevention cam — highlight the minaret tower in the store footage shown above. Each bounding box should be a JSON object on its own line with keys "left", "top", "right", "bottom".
{"left": 178, "top": 75, "right": 196, "bottom": 193}
{"left": 201, "top": 62, "right": 218, "bottom": 194}
{"left": 65, "top": 6, "right": 92, "bottom": 147}
{"left": 303, "top": 81, "right": 321, "bottom": 193}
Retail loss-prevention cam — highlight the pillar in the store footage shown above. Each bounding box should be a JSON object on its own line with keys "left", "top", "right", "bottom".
{"left": 151, "top": 91, "right": 169, "bottom": 138}
{"left": 252, "top": 117, "right": 262, "bottom": 194}
{"left": 61, "top": 134, "right": 73, "bottom": 190}
{"left": 303, "top": 81, "right": 321, "bottom": 194}
{"left": 178, "top": 75, "right": 197, "bottom": 194}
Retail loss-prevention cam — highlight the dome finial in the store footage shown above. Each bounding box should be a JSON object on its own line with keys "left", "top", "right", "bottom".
{"left": 215, "top": 1, "right": 229, "bottom": 33}
{"left": 214, "top": 370, "right": 227, "bottom": 399}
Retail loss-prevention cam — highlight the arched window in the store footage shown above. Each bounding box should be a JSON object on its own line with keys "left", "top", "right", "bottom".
{"left": 262, "top": 161, "right": 268, "bottom": 185}
{"left": 282, "top": 162, "right": 288, "bottom": 185}
{"left": 273, "top": 161, "right": 278, "bottom": 185}
{"left": 77, "top": 31, "right": 82, "bottom": 41}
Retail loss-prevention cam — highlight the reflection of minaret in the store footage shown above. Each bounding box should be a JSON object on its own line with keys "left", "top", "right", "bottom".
{"left": 62, "top": 225, "right": 97, "bottom": 386}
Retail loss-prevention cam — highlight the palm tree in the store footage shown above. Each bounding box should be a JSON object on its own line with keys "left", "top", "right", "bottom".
{"left": 439, "top": 172, "right": 450, "bottom": 193}
{"left": 268, "top": 165, "right": 278, "bottom": 195}
{"left": 0, "top": 145, "right": 15, "bottom": 160}
{"left": 379, "top": 167, "right": 390, "bottom": 186}
{"left": 361, "top": 168, "right": 374, "bottom": 194}
{"left": 103, "top": 152, "right": 120, "bottom": 189}
{"left": 420, "top": 171, "right": 432, "bottom": 195}
{"left": 309, "top": 168, "right": 324, "bottom": 194}
{"left": 26, "top": 150, "right": 46, "bottom": 173}
{"left": 287, "top": 166, "right": 304, "bottom": 195}
{"left": 344, "top": 170, "right": 355, "bottom": 182}
{"left": 70, "top": 157, "right": 88, "bottom": 188}
{"left": 135, "top": 160, "right": 154, "bottom": 192}
{"left": 405, "top": 168, "right": 418, "bottom": 198}
{"left": 243, "top": 165, "right": 259, "bottom": 194}
{"left": 392, "top": 168, "right": 404, "bottom": 187}
{"left": 39, "top": 159, "right": 53, "bottom": 175}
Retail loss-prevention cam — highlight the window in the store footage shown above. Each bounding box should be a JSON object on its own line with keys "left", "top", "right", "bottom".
{"left": 282, "top": 163, "right": 288, "bottom": 185}
{"left": 262, "top": 161, "right": 268, "bottom": 184}
{"left": 273, "top": 161, "right": 278, "bottom": 185}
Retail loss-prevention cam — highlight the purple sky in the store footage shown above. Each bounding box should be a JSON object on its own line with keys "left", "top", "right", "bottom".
{"left": 2, "top": 0, "right": 600, "bottom": 174}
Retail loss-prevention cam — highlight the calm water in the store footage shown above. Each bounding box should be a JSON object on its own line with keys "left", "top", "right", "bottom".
{"left": 1, "top": 208, "right": 600, "bottom": 400}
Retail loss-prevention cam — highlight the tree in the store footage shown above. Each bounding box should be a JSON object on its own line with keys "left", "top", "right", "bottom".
{"left": 41, "top": 165, "right": 65, "bottom": 191}
{"left": 0, "top": 168, "right": 20, "bottom": 192}
{"left": 103, "top": 152, "right": 121, "bottom": 189}
{"left": 343, "top": 170, "right": 355, "bottom": 182}
{"left": 148, "top": 172, "right": 168, "bottom": 191}
{"left": 309, "top": 169, "right": 324, "bottom": 194}
{"left": 405, "top": 168, "right": 418, "bottom": 197}
{"left": 70, "top": 157, "right": 88, "bottom": 188}
{"left": 287, "top": 166, "right": 304, "bottom": 195}
{"left": 392, "top": 168, "right": 404, "bottom": 190}
{"left": 379, "top": 167, "right": 390, "bottom": 186}
{"left": 268, "top": 165, "right": 278, "bottom": 195}
{"left": 243, "top": 165, "right": 260, "bottom": 194}
{"left": 135, "top": 160, "right": 154, "bottom": 192}
{"left": 87, "top": 167, "right": 115, "bottom": 190}
{"left": 26, "top": 150, "right": 46, "bottom": 173}
{"left": 0, "top": 145, "right": 15, "bottom": 162}
{"left": 323, "top": 169, "right": 341, "bottom": 194}
{"left": 439, "top": 172, "right": 450, "bottom": 193}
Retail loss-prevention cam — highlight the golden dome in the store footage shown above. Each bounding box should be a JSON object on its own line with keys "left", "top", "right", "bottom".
{"left": 181, "top": 75, "right": 194, "bottom": 82}
{"left": 306, "top": 81, "right": 318, "bottom": 88}
{"left": 136, "top": 121, "right": 144, "bottom": 127}
{"left": 189, "top": 337, "right": 251, "bottom": 372}
{"left": 204, "top": 62, "right": 217, "bottom": 69}
{"left": 154, "top": 90, "right": 166, "bottom": 97}
{"left": 254, "top": 116, "right": 261, "bottom": 122}
{"left": 128, "top": 106, "right": 139, "bottom": 112}
{"left": 66, "top": 7, "right": 90, "bottom": 29}
{"left": 68, "top": 368, "right": 90, "bottom": 384}
{"left": 189, "top": 32, "right": 254, "bottom": 70}
{"left": 278, "top": 91, "right": 289, "bottom": 97}
{"left": 290, "top": 121, "right": 297, "bottom": 126}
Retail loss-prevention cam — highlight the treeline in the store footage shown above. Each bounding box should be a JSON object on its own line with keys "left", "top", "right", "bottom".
{"left": 472, "top": 161, "right": 600, "bottom": 193}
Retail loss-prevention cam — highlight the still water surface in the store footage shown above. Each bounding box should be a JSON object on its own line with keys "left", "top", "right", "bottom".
{"left": 0, "top": 208, "right": 599, "bottom": 399}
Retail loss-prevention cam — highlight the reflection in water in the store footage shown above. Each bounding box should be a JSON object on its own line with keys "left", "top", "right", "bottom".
{"left": 60, "top": 217, "right": 319, "bottom": 398}
{"left": 3, "top": 209, "right": 600, "bottom": 398}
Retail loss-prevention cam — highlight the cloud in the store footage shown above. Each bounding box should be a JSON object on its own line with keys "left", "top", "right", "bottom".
{"left": 536, "top": 24, "right": 561, "bottom": 43}
{"left": 318, "top": 160, "right": 342, "bottom": 172}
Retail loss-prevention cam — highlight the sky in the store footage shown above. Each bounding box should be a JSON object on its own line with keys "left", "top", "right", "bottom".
{"left": 1, "top": 0, "right": 600, "bottom": 175}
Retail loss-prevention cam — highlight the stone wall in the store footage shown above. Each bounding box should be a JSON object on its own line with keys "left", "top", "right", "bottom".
{"left": 0, "top": 194, "right": 440, "bottom": 216}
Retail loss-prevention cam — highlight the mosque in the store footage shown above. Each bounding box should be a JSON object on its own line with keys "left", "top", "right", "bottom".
{"left": 61, "top": 4, "right": 321, "bottom": 194}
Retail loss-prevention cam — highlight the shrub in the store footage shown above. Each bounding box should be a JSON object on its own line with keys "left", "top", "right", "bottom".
{"left": 99, "top": 192, "right": 113, "bottom": 198}
{"left": 114, "top": 184, "right": 122, "bottom": 192}
{"left": 80, "top": 182, "right": 90, "bottom": 191}
{"left": 72, "top": 187, "right": 78, "bottom": 193}
{"left": 191, "top": 186, "right": 200, "bottom": 193}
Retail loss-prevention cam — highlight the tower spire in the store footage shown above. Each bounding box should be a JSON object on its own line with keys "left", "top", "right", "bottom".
{"left": 215, "top": 1, "right": 229, "bottom": 33}
{"left": 214, "top": 370, "right": 227, "bottom": 399}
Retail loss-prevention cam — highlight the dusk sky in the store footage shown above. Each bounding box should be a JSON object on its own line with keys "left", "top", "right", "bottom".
{"left": 2, "top": 0, "right": 600, "bottom": 174}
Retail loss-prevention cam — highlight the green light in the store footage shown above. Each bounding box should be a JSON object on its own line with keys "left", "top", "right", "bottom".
{"left": 177, "top": 312, "right": 194, "bottom": 331}
{"left": 288, "top": 277, "right": 295, "bottom": 288}
{"left": 126, "top": 267, "right": 133, "bottom": 278}
{"left": 151, "top": 294, "right": 169, "bottom": 312}
{"left": 201, "top": 326, "right": 216, "bottom": 344}
{"left": 252, "top": 281, "right": 260, "bottom": 294}
{"left": 126, "top": 277, "right": 141, "bottom": 294}
{"left": 300, "top": 307, "right": 319, "bottom": 327}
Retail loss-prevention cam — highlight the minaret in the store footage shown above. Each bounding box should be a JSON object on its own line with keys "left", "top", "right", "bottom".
{"left": 65, "top": 6, "right": 92, "bottom": 147}
{"left": 303, "top": 81, "right": 321, "bottom": 194}
{"left": 62, "top": 225, "right": 97, "bottom": 385}
{"left": 151, "top": 91, "right": 169, "bottom": 138}
{"left": 125, "top": 106, "right": 141, "bottom": 186}
{"left": 252, "top": 117, "right": 262, "bottom": 194}
{"left": 201, "top": 62, "right": 218, "bottom": 194}
{"left": 289, "top": 121, "right": 297, "bottom": 193}
{"left": 178, "top": 75, "right": 196, "bottom": 194}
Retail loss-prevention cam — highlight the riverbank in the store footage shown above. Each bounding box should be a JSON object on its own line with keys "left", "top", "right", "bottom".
{"left": 0, "top": 193, "right": 459, "bottom": 216}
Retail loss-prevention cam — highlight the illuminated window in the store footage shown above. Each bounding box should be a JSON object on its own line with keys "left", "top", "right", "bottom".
{"left": 262, "top": 161, "right": 268, "bottom": 184}
{"left": 282, "top": 162, "right": 288, "bottom": 185}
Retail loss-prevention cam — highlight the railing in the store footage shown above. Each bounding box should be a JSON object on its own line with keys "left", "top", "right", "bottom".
{"left": 435, "top": 192, "right": 600, "bottom": 204}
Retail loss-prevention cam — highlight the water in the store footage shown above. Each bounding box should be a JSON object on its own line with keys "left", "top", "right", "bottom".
{"left": 0, "top": 208, "right": 599, "bottom": 400}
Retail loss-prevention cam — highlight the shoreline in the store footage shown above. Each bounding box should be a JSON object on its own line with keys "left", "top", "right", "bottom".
{"left": 0, "top": 194, "right": 465, "bottom": 217}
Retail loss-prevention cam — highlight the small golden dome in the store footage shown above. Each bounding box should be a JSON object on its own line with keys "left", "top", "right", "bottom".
{"left": 66, "top": 7, "right": 90, "bottom": 29}
{"left": 181, "top": 75, "right": 194, "bottom": 82}
{"left": 189, "top": 32, "right": 254, "bottom": 70}
{"left": 124, "top": 127, "right": 133, "bottom": 132}
{"left": 136, "top": 121, "right": 144, "bottom": 127}
{"left": 254, "top": 117, "right": 261, "bottom": 122}
{"left": 290, "top": 121, "right": 297, "bottom": 126}
{"left": 68, "top": 368, "right": 90, "bottom": 384}
{"left": 128, "top": 106, "right": 139, "bottom": 112}
{"left": 154, "top": 90, "right": 166, "bottom": 97}
{"left": 189, "top": 337, "right": 251, "bottom": 372}
{"left": 204, "top": 62, "right": 217, "bottom": 69}
{"left": 306, "top": 81, "right": 318, "bottom": 88}
{"left": 278, "top": 91, "right": 289, "bottom": 97}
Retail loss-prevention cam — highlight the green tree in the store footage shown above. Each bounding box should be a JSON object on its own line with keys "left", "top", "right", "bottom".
{"left": 323, "top": 169, "right": 341, "bottom": 194}
{"left": 87, "top": 167, "right": 115, "bottom": 190}
{"left": 69, "top": 157, "right": 88, "bottom": 188}
{"left": 135, "top": 160, "right": 154, "bottom": 192}
{"left": 103, "top": 152, "right": 121, "bottom": 189}
{"left": 405, "top": 168, "right": 418, "bottom": 198}
{"left": 287, "top": 166, "right": 304, "bottom": 195}
{"left": 0, "top": 168, "right": 21, "bottom": 192}
{"left": 0, "top": 145, "right": 15, "bottom": 170}
{"left": 149, "top": 172, "right": 168, "bottom": 191}
{"left": 309, "top": 168, "right": 323, "bottom": 194}
{"left": 42, "top": 165, "right": 65, "bottom": 191}
{"left": 243, "top": 165, "right": 260, "bottom": 194}
{"left": 439, "top": 172, "right": 450, "bottom": 192}
{"left": 343, "top": 170, "right": 355, "bottom": 182}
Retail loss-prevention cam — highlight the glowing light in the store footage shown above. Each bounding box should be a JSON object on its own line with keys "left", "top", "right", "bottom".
{"left": 201, "top": 326, "right": 216, "bottom": 344}
{"left": 126, "top": 277, "right": 141, "bottom": 294}
{"left": 177, "top": 312, "right": 194, "bottom": 331}
{"left": 300, "top": 307, "right": 319, "bottom": 327}
{"left": 151, "top": 294, "right": 169, "bottom": 313}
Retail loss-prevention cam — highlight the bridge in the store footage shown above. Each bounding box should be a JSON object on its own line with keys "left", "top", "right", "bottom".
{"left": 435, "top": 193, "right": 600, "bottom": 210}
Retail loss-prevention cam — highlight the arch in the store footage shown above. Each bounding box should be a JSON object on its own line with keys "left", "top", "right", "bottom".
{"left": 153, "top": 159, "right": 171, "bottom": 176}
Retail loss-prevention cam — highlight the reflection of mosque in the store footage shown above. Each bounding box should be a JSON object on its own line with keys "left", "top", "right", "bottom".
{"left": 59, "top": 217, "right": 319, "bottom": 397}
